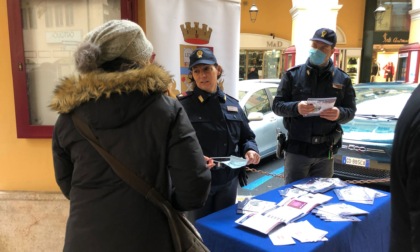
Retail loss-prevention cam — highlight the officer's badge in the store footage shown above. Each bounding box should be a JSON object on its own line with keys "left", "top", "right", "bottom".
{"left": 197, "top": 50, "right": 203, "bottom": 58}
{"left": 227, "top": 106, "right": 238, "bottom": 112}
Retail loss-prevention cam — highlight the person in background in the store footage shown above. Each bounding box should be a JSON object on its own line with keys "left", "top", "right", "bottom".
{"left": 389, "top": 62, "right": 395, "bottom": 81}
{"left": 383, "top": 62, "right": 395, "bottom": 82}
{"left": 371, "top": 60, "right": 379, "bottom": 82}
{"left": 50, "top": 20, "right": 211, "bottom": 252}
{"left": 247, "top": 67, "right": 259, "bottom": 79}
{"left": 272, "top": 28, "right": 356, "bottom": 185}
{"left": 177, "top": 48, "right": 261, "bottom": 223}
{"left": 390, "top": 84, "right": 420, "bottom": 251}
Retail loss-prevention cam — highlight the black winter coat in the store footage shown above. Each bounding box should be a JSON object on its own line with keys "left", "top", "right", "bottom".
{"left": 50, "top": 64, "right": 211, "bottom": 252}
{"left": 272, "top": 59, "right": 356, "bottom": 157}
{"left": 390, "top": 85, "right": 420, "bottom": 252}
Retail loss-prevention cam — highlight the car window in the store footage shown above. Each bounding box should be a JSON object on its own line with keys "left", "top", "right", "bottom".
{"left": 243, "top": 89, "right": 271, "bottom": 115}
{"left": 268, "top": 87, "right": 278, "bottom": 100}
{"left": 238, "top": 90, "right": 248, "bottom": 101}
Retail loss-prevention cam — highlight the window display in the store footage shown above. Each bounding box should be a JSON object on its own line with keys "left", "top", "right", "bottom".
{"left": 239, "top": 50, "right": 283, "bottom": 80}
{"left": 346, "top": 57, "right": 359, "bottom": 84}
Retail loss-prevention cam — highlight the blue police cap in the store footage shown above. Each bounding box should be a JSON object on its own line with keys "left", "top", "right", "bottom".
{"left": 189, "top": 48, "right": 218, "bottom": 70}
{"left": 310, "top": 28, "right": 337, "bottom": 47}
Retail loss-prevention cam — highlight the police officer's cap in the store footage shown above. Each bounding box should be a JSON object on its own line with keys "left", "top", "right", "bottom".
{"left": 189, "top": 48, "right": 218, "bottom": 70}
{"left": 310, "top": 28, "right": 337, "bottom": 47}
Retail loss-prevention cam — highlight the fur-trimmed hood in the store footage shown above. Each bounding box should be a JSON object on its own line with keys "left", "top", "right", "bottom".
{"left": 50, "top": 64, "right": 172, "bottom": 114}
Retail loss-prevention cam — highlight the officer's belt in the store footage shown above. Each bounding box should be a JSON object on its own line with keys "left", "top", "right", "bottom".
{"left": 290, "top": 129, "right": 342, "bottom": 145}
{"left": 289, "top": 135, "right": 332, "bottom": 145}
{"left": 311, "top": 135, "right": 331, "bottom": 144}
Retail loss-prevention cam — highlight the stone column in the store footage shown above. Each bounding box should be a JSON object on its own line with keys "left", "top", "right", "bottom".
{"left": 289, "top": 0, "right": 342, "bottom": 65}
{"left": 409, "top": 0, "right": 420, "bottom": 43}
{"left": 409, "top": 0, "right": 420, "bottom": 83}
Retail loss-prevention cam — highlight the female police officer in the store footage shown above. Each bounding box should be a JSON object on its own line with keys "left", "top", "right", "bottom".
{"left": 177, "top": 48, "right": 260, "bottom": 223}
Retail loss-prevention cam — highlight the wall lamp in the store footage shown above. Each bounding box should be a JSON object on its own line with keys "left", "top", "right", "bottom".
{"left": 374, "top": 1, "right": 386, "bottom": 24}
{"left": 249, "top": 3, "right": 259, "bottom": 23}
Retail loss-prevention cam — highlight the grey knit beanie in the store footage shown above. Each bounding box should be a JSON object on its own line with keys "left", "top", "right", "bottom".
{"left": 74, "top": 19, "right": 153, "bottom": 73}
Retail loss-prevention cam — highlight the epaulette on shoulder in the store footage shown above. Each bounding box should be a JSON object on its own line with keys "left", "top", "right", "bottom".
{"left": 225, "top": 93, "right": 239, "bottom": 102}
{"left": 287, "top": 65, "right": 301, "bottom": 72}
{"left": 336, "top": 67, "right": 347, "bottom": 74}
{"left": 176, "top": 91, "right": 193, "bottom": 100}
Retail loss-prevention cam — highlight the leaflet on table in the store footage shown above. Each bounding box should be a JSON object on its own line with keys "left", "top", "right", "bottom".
{"left": 269, "top": 220, "right": 328, "bottom": 246}
{"left": 314, "top": 211, "right": 362, "bottom": 222}
{"left": 312, "top": 203, "right": 368, "bottom": 222}
{"left": 292, "top": 178, "right": 346, "bottom": 194}
{"left": 304, "top": 97, "right": 337, "bottom": 117}
{"left": 235, "top": 193, "right": 332, "bottom": 235}
{"left": 334, "top": 185, "right": 388, "bottom": 205}
{"left": 236, "top": 198, "right": 277, "bottom": 214}
{"left": 279, "top": 187, "right": 309, "bottom": 198}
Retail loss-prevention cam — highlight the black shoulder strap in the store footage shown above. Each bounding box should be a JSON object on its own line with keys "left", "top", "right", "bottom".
{"left": 72, "top": 113, "right": 152, "bottom": 194}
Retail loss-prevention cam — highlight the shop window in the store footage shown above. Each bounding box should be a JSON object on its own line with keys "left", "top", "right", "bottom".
{"left": 375, "top": 1, "right": 411, "bottom": 32}
{"left": 7, "top": 0, "right": 137, "bottom": 138}
{"left": 239, "top": 49, "right": 283, "bottom": 81}
{"left": 263, "top": 50, "right": 282, "bottom": 79}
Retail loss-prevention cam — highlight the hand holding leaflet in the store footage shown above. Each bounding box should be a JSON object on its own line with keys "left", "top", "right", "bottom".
{"left": 305, "top": 97, "right": 337, "bottom": 117}
{"left": 212, "top": 155, "right": 248, "bottom": 169}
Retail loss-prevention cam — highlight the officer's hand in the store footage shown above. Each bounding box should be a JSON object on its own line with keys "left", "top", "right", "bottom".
{"left": 298, "top": 101, "right": 315, "bottom": 116}
{"left": 238, "top": 167, "right": 248, "bottom": 187}
{"left": 204, "top": 156, "right": 215, "bottom": 169}
{"left": 245, "top": 150, "right": 261, "bottom": 165}
{"left": 320, "top": 107, "right": 340, "bottom": 121}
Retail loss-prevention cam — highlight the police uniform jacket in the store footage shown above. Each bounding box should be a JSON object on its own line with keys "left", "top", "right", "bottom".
{"left": 50, "top": 64, "right": 211, "bottom": 252}
{"left": 272, "top": 58, "right": 356, "bottom": 158}
{"left": 178, "top": 86, "right": 259, "bottom": 186}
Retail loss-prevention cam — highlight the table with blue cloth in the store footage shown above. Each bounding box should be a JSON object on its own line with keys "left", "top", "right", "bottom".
{"left": 195, "top": 178, "right": 390, "bottom": 252}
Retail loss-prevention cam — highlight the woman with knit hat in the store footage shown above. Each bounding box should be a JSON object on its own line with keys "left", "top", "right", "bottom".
{"left": 50, "top": 20, "right": 210, "bottom": 251}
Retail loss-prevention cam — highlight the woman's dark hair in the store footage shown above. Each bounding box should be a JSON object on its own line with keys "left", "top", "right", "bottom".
{"left": 100, "top": 58, "right": 140, "bottom": 72}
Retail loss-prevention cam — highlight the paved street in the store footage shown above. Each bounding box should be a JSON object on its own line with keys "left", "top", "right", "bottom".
{"left": 237, "top": 155, "right": 285, "bottom": 201}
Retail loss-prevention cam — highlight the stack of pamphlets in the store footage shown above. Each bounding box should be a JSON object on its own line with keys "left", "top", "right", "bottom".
{"left": 235, "top": 193, "right": 332, "bottom": 235}
{"left": 236, "top": 198, "right": 277, "bottom": 214}
{"left": 334, "top": 185, "right": 388, "bottom": 204}
{"left": 279, "top": 187, "right": 309, "bottom": 198}
{"left": 312, "top": 203, "right": 369, "bottom": 221}
{"left": 292, "top": 178, "right": 347, "bottom": 194}
{"left": 269, "top": 220, "right": 328, "bottom": 245}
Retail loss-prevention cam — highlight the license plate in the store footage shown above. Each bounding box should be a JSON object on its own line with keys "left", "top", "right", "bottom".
{"left": 342, "top": 156, "right": 370, "bottom": 168}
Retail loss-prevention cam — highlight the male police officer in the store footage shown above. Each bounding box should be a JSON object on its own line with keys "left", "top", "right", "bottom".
{"left": 272, "top": 28, "right": 356, "bottom": 184}
{"left": 177, "top": 48, "right": 260, "bottom": 223}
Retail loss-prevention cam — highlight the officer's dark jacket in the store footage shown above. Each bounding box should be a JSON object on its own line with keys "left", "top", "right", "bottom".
{"left": 178, "top": 86, "right": 259, "bottom": 185}
{"left": 272, "top": 58, "right": 356, "bottom": 158}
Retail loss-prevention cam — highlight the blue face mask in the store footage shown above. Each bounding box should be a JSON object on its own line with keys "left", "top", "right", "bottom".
{"left": 309, "top": 48, "right": 327, "bottom": 65}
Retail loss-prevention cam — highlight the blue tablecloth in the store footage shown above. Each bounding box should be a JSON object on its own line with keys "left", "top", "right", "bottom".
{"left": 195, "top": 179, "right": 390, "bottom": 252}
